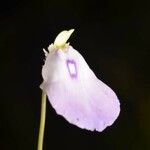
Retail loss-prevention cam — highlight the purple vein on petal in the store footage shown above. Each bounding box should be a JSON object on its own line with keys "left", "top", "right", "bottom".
{"left": 66, "top": 59, "right": 77, "bottom": 79}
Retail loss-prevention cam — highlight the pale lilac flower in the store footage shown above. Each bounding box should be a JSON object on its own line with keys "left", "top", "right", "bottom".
{"left": 41, "top": 29, "right": 120, "bottom": 132}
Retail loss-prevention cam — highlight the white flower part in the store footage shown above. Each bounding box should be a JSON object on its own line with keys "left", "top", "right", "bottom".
{"left": 43, "top": 48, "right": 48, "bottom": 57}
{"left": 41, "top": 44, "right": 120, "bottom": 132}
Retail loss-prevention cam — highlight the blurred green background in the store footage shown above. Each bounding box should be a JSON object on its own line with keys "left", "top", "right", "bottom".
{"left": 0, "top": 0, "right": 150, "bottom": 149}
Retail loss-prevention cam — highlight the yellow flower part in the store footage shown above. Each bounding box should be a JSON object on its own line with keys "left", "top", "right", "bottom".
{"left": 54, "top": 29, "right": 74, "bottom": 49}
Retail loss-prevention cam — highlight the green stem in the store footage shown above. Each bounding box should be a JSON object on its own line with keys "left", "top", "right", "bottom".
{"left": 37, "top": 91, "right": 46, "bottom": 150}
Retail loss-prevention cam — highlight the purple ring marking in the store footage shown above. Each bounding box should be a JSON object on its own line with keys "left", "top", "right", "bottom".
{"left": 66, "top": 59, "right": 77, "bottom": 78}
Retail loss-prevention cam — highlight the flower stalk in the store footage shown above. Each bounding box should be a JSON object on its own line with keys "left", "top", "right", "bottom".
{"left": 37, "top": 91, "right": 46, "bottom": 150}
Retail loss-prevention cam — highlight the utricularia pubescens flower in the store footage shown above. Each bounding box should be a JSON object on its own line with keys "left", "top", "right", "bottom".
{"left": 41, "top": 29, "right": 120, "bottom": 132}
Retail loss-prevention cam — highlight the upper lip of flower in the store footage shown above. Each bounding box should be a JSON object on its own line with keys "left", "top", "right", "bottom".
{"left": 44, "top": 29, "right": 75, "bottom": 54}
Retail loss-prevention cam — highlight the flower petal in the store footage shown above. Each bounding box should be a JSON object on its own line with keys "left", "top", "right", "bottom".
{"left": 41, "top": 46, "right": 120, "bottom": 132}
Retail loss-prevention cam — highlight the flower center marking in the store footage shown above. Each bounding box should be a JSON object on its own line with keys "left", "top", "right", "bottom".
{"left": 66, "top": 59, "right": 77, "bottom": 78}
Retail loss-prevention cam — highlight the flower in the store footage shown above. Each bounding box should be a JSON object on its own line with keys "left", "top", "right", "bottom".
{"left": 41, "top": 29, "right": 120, "bottom": 132}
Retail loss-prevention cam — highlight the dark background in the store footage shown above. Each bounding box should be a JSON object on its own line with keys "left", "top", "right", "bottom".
{"left": 0, "top": 0, "right": 150, "bottom": 149}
